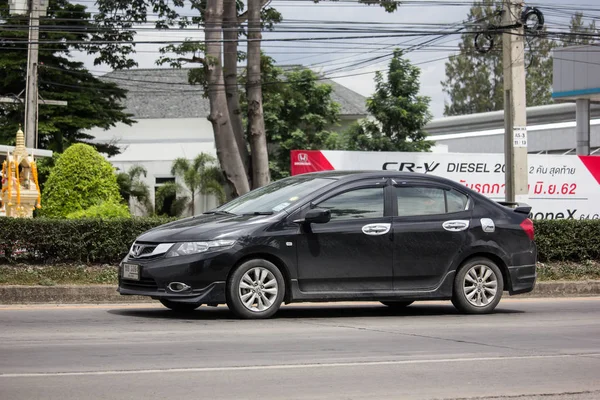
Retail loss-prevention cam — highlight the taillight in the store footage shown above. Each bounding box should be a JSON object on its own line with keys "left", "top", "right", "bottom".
{"left": 520, "top": 218, "right": 535, "bottom": 241}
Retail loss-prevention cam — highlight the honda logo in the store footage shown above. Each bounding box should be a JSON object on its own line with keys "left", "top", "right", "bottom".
{"left": 298, "top": 153, "right": 308, "bottom": 162}
{"left": 131, "top": 245, "right": 143, "bottom": 257}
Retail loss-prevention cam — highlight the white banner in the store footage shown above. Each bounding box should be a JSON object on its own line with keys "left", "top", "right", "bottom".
{"left": 291, "top": 150, "right": 600, "bottom": 220}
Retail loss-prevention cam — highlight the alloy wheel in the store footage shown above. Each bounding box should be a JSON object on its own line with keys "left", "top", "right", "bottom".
{"left": 463, "top": 264, "right": 498, "bottom": 307}
{"left": 238, "top": 267, "right": 279, "bottom": 312}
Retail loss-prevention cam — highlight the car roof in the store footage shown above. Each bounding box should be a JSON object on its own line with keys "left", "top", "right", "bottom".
{"left": 297, "top": 170, "right": 454, "bottom": 184}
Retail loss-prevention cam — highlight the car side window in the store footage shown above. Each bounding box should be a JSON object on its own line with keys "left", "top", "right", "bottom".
{"left": 446, "top": 189, "right": 469, "bottom": 213}
{"left": 396, "top": 186, "right": 468, "bottom": 217}
{"left": 317, "top": 187, "right": 384, "bottom": 221}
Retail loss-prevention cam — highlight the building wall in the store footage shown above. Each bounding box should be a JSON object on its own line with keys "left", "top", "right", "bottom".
{"left": 112, "top": 160, "right": 220, "bottom": 217}
{"left": 88, "top": 118, "right": 214, "bottom": 146}
{"left": 90, "top": 118, "right": 219, "bottom": 216}
{"left": 553, "top": 46, "right": 600, "bottom": 99}
{"left": 431, "top": 118, "right": 600, "bottom": 154}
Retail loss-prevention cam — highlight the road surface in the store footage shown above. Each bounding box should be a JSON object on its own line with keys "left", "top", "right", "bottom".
{"left": 1, "top": 297, "right": 599, "bottom": 400}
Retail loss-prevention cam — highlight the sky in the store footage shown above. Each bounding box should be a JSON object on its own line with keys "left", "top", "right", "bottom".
{"left": 72, "top": 0, "right": 576, "bottom": 119}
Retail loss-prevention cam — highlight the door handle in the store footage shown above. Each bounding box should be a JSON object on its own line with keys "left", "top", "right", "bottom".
{"left": 442, "top": 220, "right": 470, "bottom": 232}
{"left": 362, "top": 223, "right": 391, "bottom": 236}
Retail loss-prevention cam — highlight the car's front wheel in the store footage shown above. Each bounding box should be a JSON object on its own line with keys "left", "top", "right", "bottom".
{"left": 227, "top": 259, "right": 285, "bottom": 319}
{"left": 159, "top": 299, "right": 201, "bottom": 312}
{"left": 452, "top": 258, "right": 504, "bottom": 314}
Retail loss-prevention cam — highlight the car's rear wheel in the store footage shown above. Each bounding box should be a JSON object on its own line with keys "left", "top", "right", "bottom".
{"left": 381, "top": 301, "right": 414, "bottom": 309}
{"left": 159, "top": 299, "right": 201, "bottom": 312}
{"left": 452, "top": 258, "right": 504, "bottom": 314}
{"left": 227, "top": 259, "right": 285, "bottom": 319}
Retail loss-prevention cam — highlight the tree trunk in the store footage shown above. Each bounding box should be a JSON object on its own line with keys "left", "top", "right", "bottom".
{"left": 246, "top": 0, "right": 270, "bottom": 189}
{"left": 205, "top": 0, "right": 250, "bottom": 196}
{"left": 223, "top": 0, "right": 250, "bottom": 177}
{"left": 191, "top": 191, "right": 195, "bottom": 216}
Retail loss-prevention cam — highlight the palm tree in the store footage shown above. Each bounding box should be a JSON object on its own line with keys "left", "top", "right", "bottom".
{"left": 116, "top": 165, "right": 153, "bottom": 215}
{"left": 155, "top": 182, "right": 188, "bottom": 217}
{"left": 171, "top": 153, "right": 226, "bottom": 216}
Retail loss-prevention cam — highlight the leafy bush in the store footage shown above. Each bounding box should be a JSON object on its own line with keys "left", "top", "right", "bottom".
{"left": 41, "top": 144, "right": 123, "bottom": 217}
{"left": 534, "top": 220, "right": 600, "bottom": 262}
{"left": 66, "top": 201, "right": 130, "bottom": 219}
{"left": 0, "top": 218, "right": 598, "bottom": 265}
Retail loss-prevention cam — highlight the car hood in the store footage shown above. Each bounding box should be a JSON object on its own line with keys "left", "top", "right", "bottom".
{"left": 136, "top": 213, "right": 277, "bottom": 243}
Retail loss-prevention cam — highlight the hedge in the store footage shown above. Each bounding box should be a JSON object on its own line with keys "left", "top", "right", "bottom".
{"left": 534, "top": 220, "right": 600, "bottom": 262}
{"left": 0, "top": 218, "right": 599, "bottom": 265}
{"left": 0, "top": 217, "right": 174, "bottom": 264}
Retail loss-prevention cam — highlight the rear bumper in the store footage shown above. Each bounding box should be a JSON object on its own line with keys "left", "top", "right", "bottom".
{"left": 507, "top": 264, "right": 537, "bottom": 295}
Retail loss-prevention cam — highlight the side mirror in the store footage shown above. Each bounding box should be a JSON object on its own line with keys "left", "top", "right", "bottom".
{"left": 295, "top": 208, "right": 331, "bottom": 224}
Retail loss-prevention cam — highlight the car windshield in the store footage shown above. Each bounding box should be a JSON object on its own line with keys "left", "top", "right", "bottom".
{"left": 215, "top": 176, "right": 336, "bottom": 215}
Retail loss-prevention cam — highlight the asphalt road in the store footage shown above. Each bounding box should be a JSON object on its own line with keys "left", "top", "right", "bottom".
{"left": 1, "top": 298, "right": 599, "bottom": 400}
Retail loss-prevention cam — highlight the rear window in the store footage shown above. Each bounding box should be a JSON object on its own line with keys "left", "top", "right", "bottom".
{"left": 396, "top": 186, "right": 468, "bottom": 217}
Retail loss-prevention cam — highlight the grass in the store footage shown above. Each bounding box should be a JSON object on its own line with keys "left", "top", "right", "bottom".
{"left": 0, "top": 261, "right": 599, "bottom": 286}
{"left": 536, "top": 260, "right": 600, "bottom": 282}
{"left": 0, "top": 264, "right": 119, "bottom": 286}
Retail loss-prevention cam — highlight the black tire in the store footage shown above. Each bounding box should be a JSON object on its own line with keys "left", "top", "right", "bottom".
{"left": 159, "top": 299, "right": 201, "bottom": 312}
{"left": 227, "top": 259, "right": 285, "bottom": 319}
{"left": 381, "top": 301, "right": 414, "bottom": 309}
{"left": 452, "top": 257, "right": 504, "bottom": 314}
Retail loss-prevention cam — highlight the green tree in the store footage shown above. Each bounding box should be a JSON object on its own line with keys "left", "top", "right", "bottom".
{"left": 171, "top": 153, "right": 226, "bottom": 216}
{"left": 441, "top": 0, "right": 557, "bottom": 116}
{"left": 252, "top": 62, "right": 341, "bottom": 180}
{"left": 342, "top": 50, "right": 432, "bottom": 152}
{"left": 155, "top": 182, "right": 189, "bottom": 218}
{"left": 0, "top": 0, "right": 134, "bottom": 155}
{"left": 116, "top": 165, "right": 153, "bottom": 215}
{"left": 565, "top": 12, "right": 599, "bottom": 46}
{"left": 41, "top": 143, "right": 124, "bottom": 217}
{"left": 66, "top": 200, "right": 131, "bottom": 219}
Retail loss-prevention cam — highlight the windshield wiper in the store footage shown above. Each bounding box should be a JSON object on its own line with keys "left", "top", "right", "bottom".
{"left": 242, "top": 211, "right": 274, "bottom": 216}
{"left": 204, "top": 210, "right": 237, "bottom": 216}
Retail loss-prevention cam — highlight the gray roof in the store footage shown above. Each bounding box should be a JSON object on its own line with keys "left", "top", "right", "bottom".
{"left": 102, "top": 68, "right": 367, "bottom": 119}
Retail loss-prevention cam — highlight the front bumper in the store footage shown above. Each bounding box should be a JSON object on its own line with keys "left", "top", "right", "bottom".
{"left": 119, "top": 280, "right": 226, "bottom": 304}
{"left": 117, "top": 251, "right": 235, "bottom": 304}
{"left": 507, "top": 264, "right": 537, "bottom": 295}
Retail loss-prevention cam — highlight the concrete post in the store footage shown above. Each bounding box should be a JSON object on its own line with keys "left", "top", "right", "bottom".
{"left": 24, "top": 0, "right": 41, "bottom": 149}
{"left": 502, "top": 0, "right": 529, "bottom": 204}
{"left": 576, "top": 99, "right": 591, "bottom": 156}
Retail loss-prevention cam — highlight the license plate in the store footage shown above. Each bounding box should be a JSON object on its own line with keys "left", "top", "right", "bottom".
{"left": 122, "top": 263, "right": 140, "bottom": 281}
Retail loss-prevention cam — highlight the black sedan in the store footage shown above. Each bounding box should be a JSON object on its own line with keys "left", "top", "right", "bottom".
{"left": 119, "top": 171, "right": 537, "bottom": 319}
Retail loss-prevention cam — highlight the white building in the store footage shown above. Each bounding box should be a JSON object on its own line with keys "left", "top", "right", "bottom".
{"left": 89, "top": 68, "right": 370, "bottom": 216}
{"left": 426, "top": 103, "right": 600, "bottom": 155}
{"left": 427, "top": 46, "right": 600, "bottom": 156}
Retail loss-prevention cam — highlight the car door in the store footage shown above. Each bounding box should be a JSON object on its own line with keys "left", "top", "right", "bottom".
{"left": 392, "top": 181, "right": 472, "bottom": 290}
{"left": 295, "top": 179, "right": 394, "bottom": 292}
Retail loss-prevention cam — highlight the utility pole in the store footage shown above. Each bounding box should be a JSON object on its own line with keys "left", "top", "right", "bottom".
{"left": 502, "top": 0, "right": 529, "bottom": 204}
{"left": 24, "top": 0, "right": 41, "bottom": 149}
{"left": 8, "top": 0, "right": 49, "bottom": 149}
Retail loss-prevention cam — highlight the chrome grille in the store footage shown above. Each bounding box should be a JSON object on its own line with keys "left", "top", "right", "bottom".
{"left": 129, "top": 243, "right": 158, "bottom": 259}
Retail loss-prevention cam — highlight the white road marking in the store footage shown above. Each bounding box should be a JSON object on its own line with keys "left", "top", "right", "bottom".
{"left": 2, "top": 353, "right": 600, "bottom": 378}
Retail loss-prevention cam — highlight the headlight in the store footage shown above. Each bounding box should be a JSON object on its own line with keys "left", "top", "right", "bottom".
{"left": 166, "top": 240, "right": 236, "bottom": 258}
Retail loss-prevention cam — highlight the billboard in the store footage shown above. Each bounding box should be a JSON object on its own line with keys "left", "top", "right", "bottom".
{"left": 290, "top": 150, "right": 600, "bottom": 220}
